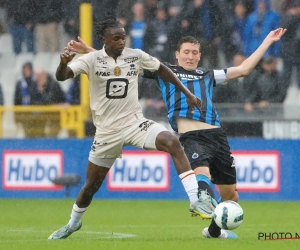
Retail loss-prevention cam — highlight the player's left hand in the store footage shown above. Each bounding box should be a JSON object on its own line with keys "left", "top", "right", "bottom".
{"left": 186, "top": 94, "right": 202, "bottom": 113}
{"left": 265, "top": 28, "right": 287, "bottom": 43}
{"left": 60, "top": 51, "right": 76, "bottom": 64}
{"left": 65, "top": 36, "right": 89, "bottom": 54}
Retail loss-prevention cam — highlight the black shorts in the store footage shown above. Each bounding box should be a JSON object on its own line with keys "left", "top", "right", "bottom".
{"left": 179, "top": 128, "right": 236, "bottom": 185}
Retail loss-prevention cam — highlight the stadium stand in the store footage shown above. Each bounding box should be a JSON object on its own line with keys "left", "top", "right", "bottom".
{"left": 0, "top": 33, "right": 13, "bottom": 53}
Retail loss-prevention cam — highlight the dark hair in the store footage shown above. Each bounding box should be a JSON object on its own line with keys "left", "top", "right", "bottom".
{"left": 176, "top": 36, "right": 200, "bottom": 52}
{"left": 23, "top": 61, "right": 33, "bottom": 70}
{"left": 95, "top": 16, "right": 123, "bottom": 39}
{"left": 262, "top": 55, "right": 276, "bottom": 64}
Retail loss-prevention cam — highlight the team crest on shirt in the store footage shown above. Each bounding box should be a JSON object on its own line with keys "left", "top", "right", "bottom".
{"left": 192, "top": 152, "right": 199, "bottom": 159}
{"left": 195, "top": 69, "right": 203, "bottom": 74}
{"left": 114, "top": 66, "right": 122, "bottom": 76}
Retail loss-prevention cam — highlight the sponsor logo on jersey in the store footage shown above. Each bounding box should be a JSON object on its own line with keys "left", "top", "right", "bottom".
{"left": 124, "top": 57, "right": 138, "bottom": 63}
{"left": 126, "top": 70, "right": 138, "bottom": 76}
{"left": 130, "top": 64, "right": 136, "bottom": 70}
{"left": 97, "top": 57, "right": 108, "bottom": 64}
{"left": 95, "top": 71, "right": 111, "bottom": 76}
{"left": 106, "top": 79, "right": 129, "bottom": 99}
{"left": 174, "top": 73, "right": 202, "bottom": 80}
{"left": 3, "top": 150, "right": 63, "bottom": 190}
{"left": 107, "top": 151, "right": 170, "bottom": 191}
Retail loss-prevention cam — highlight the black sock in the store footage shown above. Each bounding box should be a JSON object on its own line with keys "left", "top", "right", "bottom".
{"left": 208, "top": 219, "right": 221, "bottom": 237}
{"left": 198, "top": 181, "right": 215, "bottom": 199}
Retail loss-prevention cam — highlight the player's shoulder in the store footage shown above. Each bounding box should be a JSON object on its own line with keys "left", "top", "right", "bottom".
{"left": 76, "top": 50, "right": 100, "bottom": 61}
{"left": 91, "top": 49, "right": 105, "bottom": 58}
{"left": 161, "top": 62, "right": 180, "bottom": 72}
{"left": 122, "top": 47, "right": 144, "bottom": 57}
{"left": 162, "top": 62, "right": 176, "bottom": 68}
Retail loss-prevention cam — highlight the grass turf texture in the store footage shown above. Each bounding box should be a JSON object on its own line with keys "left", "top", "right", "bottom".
{"left": 1, "top": 200, "right": 300, "bottom": 250}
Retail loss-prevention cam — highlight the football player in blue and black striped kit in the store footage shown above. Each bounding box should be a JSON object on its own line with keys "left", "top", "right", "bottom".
{"left": 64, "top": 27, "right": 286, "bottom": 239}
{"left": 143, "top": 28, "right": 286, "bottom": 239}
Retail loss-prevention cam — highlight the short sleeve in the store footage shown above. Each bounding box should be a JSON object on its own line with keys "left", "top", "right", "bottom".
{"left": 68, "top": 53, "right": 94, "bottom": 78}
{"left": 138, "top": 49, "right": 160, "bottom": 72}
{"left": 142, "top": 69, "right": 158, "bottom": 79}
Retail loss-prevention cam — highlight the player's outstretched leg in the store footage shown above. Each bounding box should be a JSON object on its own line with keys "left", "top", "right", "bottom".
{"left": 179, "top": 135, "right": 218, "bottom": 217}
{"left": 48, "top": 161, "right": 110, "bottom": 240}
{"left": 203, "top": 184, "right": 239, "bottom": 239}
{"left": 189, "top": 189, "right": 218, "bottom": 218}
{"left": 189, "top": 168, "right": 218, "bottom": 218}
{"left": 154, "top": 131, "right": 215, "bottom": 218}
{"left": 48, "top": 222, "right": 82, "bottom": 240}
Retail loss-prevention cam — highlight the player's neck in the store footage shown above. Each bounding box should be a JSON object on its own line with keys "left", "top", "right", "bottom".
{"left": 105, "top": 48, "right": 122, "bottom": 61}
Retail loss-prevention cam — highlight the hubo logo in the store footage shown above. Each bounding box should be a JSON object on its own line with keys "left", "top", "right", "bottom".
{"left": 232, "top": 151, "right": 280, "bottom": 192}
{"left": 107, "top": 151, "right": 169, "bottom": 191}
{"left": 3, "top": 150, "right": 63, "bottom": 190}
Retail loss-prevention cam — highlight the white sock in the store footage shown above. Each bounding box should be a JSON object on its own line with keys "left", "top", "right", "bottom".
{"left": 179, "top": 170, "right": 199, "bottom": 204}
{"left": 68, "top": 203, "right": 87, "bottom": 230}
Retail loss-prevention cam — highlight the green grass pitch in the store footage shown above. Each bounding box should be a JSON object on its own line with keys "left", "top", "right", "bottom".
{"left": 1, "top": 199, "right": 300, "bottom": 250}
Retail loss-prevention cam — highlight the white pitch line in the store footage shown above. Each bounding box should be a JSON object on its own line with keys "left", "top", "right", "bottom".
{"left": 3, "top": 224, "right": 196, "bottom": 231}
{"left": 0, "top": 230, "right": 136, "bottom": 242}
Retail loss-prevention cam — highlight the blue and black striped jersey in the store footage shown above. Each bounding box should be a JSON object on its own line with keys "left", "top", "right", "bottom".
{"left": 143, "top": 63, "right": 227, "bottom": 132}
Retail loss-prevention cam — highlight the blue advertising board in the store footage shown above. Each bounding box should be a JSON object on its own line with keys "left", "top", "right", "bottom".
{"left": 0, "top": 138, "right": 300, "bottom": 200}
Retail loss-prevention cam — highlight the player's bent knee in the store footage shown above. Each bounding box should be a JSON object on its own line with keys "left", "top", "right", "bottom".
{"left": 155, "top": 132, "right": 183, "bottom": 155}
{"left": 165, "top": 135, "right": 182, "bottom": 152}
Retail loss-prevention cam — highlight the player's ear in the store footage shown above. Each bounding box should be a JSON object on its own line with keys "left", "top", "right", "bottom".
{"left": 175, "top": 51, "right": 179, "bottom": 60}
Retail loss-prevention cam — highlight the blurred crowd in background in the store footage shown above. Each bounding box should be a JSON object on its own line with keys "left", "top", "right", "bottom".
{"left": 0, "top": 0, "right": 299, "bottom": 137}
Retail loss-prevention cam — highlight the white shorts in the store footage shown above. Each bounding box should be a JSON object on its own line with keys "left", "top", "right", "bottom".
{"left": 88, "top": 117, "right": 168, "bottom": 168}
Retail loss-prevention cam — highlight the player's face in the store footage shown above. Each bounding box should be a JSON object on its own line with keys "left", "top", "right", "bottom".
{"left": 103, "top": 27, "right": 126, "bottom": 55}
{"left": 175, "top": 43, "right": 201, "bottom": 71}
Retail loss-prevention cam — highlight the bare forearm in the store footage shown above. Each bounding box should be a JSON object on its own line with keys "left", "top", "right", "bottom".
{"left": 56, "top": 63, "right": 73, "bottom": 81}
{"left": 227, "top": 40, "right": 273, "bottom": 80}
{"left": 158, "top": 64, "right": 191, "bottom": 96}
{"left": 241, "top": 40, "right": 273, "bottom": 74}
{"left": 227, "top": 28, "right": 286, "bottom": 81}
{"left": 86, "top": 46, "right": 96, "bottom": 53}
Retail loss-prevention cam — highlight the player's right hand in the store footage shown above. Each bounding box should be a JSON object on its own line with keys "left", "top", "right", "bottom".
{"left": 265, "top": 28, "right": 287, "bottom": 44}
{"left": 186, "top": 94, "right": 202, "bottom": 114}
{"left": 60, "top": 51, "right": 76, "bottom": 64}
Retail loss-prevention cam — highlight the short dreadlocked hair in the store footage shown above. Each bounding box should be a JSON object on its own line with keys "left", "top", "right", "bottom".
{"left": 95, "top": 16, "right": 124, "bottom": 39}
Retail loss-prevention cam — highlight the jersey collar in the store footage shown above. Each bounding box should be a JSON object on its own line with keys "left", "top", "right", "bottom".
{"left": 101, "top": 46, "right": 125, "bottom": 58}
{"left": 101, "top": 46, "right": 109, "bottom": 58}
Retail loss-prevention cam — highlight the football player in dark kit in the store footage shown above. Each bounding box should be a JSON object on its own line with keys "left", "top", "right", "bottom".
{"left": 65, "top": 27, "right": 286, "bottom": 238}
